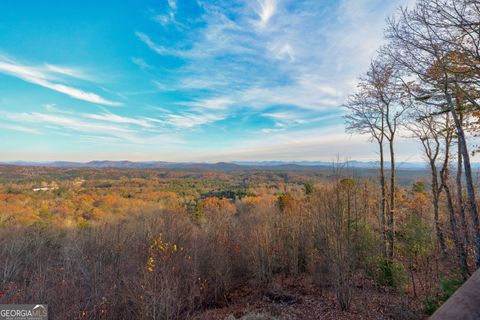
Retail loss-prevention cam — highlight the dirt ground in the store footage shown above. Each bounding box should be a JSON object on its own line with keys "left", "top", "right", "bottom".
{"left": 192, "top": 275, "right": 426, "bottom": 320}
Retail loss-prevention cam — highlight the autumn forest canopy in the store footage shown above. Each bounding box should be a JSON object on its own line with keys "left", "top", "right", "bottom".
{"left": 2, "top": 0, "right": 480, "bottom": 319}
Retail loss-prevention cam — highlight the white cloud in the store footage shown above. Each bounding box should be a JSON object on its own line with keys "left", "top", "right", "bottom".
{"left": 4, "top": 110, "right": 187, "bottom": 146}
{"left": 43, "top": 103, "right": 58, "bottom": 112}
{"left": 44, "top": 64, "right": 90, "bottom": 80}
{"left": 140, "top": 0, "right": 397, "bottom": 115}
{"left": 131, "top": 57, "right": 151, "bottom": 70}
{"left": 0, "top": 123, "right": 40, "bottom": 134}
{"left": 150, "top": 0, "right": 180, "bottom": 26}
{"left": 274, "top": 43, "right": 295, "bottom": 61}
{"left": 7, "top": 112, "right": 132, "bottom": 135}
{"left": 168, "top": 0, "right": 177, "bottom": 10}
{"left": 0, "top": 57, "right": 122, "bottom": 106}
{"left": 178, "top": 97, "right": 235, "bottom": 110}
{"left": 136, "top": 32, "right": 206, "bottom": 59}
{"left": 136, "top": 32, "right": 164, "bottom": 54}
{"left": 262, "top": 112, "right": 297, "bottom": 120}
{"left": 124, "top": 0, "right": 418, "bottom": 161}
{"left": 42, "top": 82, "right": 122, "bottom": 106}
{"left": 1, "top": 99, "right": 227, "bottom": 150}
{"left": 164, "top": 112, "right": 225, "bottom": 128}
{"left": 82, "top": 113, "right": 154, "bottom": 128}
{"left": 256, "top": 0, "right": 276, "bottom": 27}
{"left": 190, "top": 125, "right": 421, "bottom": 162}
{"left": 260, "top": 111, "right": 342, "bottom": 134}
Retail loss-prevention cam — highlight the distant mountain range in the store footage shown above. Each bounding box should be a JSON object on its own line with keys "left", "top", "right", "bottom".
{"left": 232, "top": 160, "right": 432, "bottom": 170}
{"left": 0, "top": 160, "right": 451, "bottom": 171}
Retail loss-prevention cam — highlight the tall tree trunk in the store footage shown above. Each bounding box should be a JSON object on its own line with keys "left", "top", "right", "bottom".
{"left": 379, "top": 141, "right": 387, "bottom": 259}
{"left": 440, "top": 121, "right": 469, "bottom": 277}
{"left": 387, "top": 138, "right": 395, "bottom": 260}
{"left": 450, "top": 108, "right": 480, "bottom": 268}
{"left": 431, "top": 161, "right": 447, "bottom": 255}
{"left": 456, "top": 121, "right": 470, "bottom": 254}
{"left": 443, "top": 177, "right": 470, "bottom": 278}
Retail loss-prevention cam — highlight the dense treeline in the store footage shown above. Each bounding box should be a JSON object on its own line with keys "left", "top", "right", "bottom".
{"left": 1, "top": 170, "right": 446, "bottom": 319}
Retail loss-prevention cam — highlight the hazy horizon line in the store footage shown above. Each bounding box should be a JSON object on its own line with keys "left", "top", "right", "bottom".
{"left": 1, "top": 159, "right": 423, "bottom": 164}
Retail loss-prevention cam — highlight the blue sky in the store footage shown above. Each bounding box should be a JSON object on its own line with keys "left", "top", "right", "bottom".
{"left": 0, "top": 0, "right": 419, "bottom": 162}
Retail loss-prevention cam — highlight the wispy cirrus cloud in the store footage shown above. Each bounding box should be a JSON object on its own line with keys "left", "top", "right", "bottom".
{"left": 164, "top": 112, "right": 225, "bottom": 129}
{"left": 189, "top": 125, "right": 372, "bottom": 162}
{"left": 178, "top": 97, "right": 235, "bottom": 111}
{"left": 0, "top": 100, "right": 226, "bottom": 147}
{"left": 260, "top": 109, "right": 342, "bottom": 133}
{"left": 0, "top": 56, "right": 122, "bottom": 106}
{"left": 135, "top": 32, "right": 171, "bottom": 56}
{"left": 43, "top": 64, "right": 90, "bottom": 80}
{"left": 135, "top": 2, "right": 338, "bottom": 114}
{"left": 273, "top": 42, "right": 294, "bottom": 61}
{"left": 2, "top": 109, "right": 180, "bottom": 146}
{"left": 256, "top": 0, "right": 277, "bottom": 27}
{"left": 131, "top": 57, "right": 151, "bottom": 70}
{"left": 152, "top": 0, "right": 179, "bottom": 26}
{"left": 140, "top": 0, "right": 409, "bottom": 113}
{"left": 6, "top": 112, "right": 133, "bottom": 135}
{"left": 82, "top": 112, "right": 154, "bottom": 128}
{"left": 0, "top": 123, "right": 40, "bottom": 134}
{"left": 0, "top": 0, "right": 419, "bottom": 162}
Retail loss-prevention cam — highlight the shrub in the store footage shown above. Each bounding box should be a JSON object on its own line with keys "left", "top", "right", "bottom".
{"left": 366, "top": 256, "right": 407, "bottom": 288}
{"left": 398, "top": 213, "right": 432, "bottom": 259}
{"left": 304, "top": 183, "right": 314, "bottom": 195}
{"left": 423, "top": 275, "right": 462, "bottom": 315}
{"left": 411, "top": 181, "right": 426, "bottom": 194}
{"left": 351, "top": 221, "right": 381, "bottom": 271}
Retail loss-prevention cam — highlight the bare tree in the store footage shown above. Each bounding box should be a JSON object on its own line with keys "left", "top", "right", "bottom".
{"left": 345, "top": 67, "right": 387, "bottom": 259}
{"left": 406, "top": 106, "right": 447, "bottom": 255}
{"left": 345, "top": 58, "right": 408, "bottom": 261}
